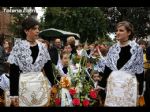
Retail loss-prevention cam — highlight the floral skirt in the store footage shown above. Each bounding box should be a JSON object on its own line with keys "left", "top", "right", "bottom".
{"left": 19, "top": 72, "right": 50, "bottom": 107}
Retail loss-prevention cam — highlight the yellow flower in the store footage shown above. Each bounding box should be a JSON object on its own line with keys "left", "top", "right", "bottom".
{"left": 51, "top": 86, "right": 58, "bottom": 94}
{"left": 60, "top": 76, "right": 71, "bottom": 88}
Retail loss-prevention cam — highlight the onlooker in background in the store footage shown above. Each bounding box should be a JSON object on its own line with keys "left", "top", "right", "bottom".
{"left": 138, "top": 40, "right": 148, "bottom": 70}
{"left": 146, "top": 43, "right": 150, "bottom": 61}
{"left": 84, "top": 43, "right": 90, "bottom": 55}
{"left": 86, "top": 58, "right": 93, "bottom": 76}
{"left": 56, "top": 51, "right": 77, "bottom": 81}
{"left": 67, "top": 36, "right": 77, "bottom": 55}
{"left": 0, "top": 34, "right": 5, "bottom": 75}
{"left": 83, "top": 43, "right": 89, "bottom": 50}
{"left": 0, "top": 34, "right": 5, "bottom": 106}
{"left": 140, "top": 41, "right": 150, "bottom": 106}
{"left": 37, "top": 38, "right": 51, "bottom": 49}
{"left": 43, "top": 40, "right": 51, "bottom": 49}
{"left": 91, "top": 70, "right": 102, "bottom": 90}
{"left": 3, "top": 39, "right": 12, "bottom": 61}
{"left": 63, "top": 43, "right": 72, "bottom": 60}
{"left": 0, "top": 62, "right": 10, "bottom": 107}
{"left": 91, "top": 70, "right": 103, "bottom": 106}
{"left": 76, "top": 44, "right": 84, "bottom": 56}
{"left": 88, "top": 43, "right": 96, "bottom": 58}
{"left": 138, "top": 39, "right": 148, "bottom": 106}
{"left": 99, "top": 44, "right": 109, "bottom": 58}
{"left": 49, "top": 38, "right": 62, "bottom": 65}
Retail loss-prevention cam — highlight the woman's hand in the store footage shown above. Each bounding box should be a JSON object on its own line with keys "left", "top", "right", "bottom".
{"left": 94, "top": 86, "right": 101, "bottom": 92}
{"left": 138, "top": 95, "right": 145, "bottom": 106}
{"left": 10, "top": 97, "right": 19, "bottom": 107}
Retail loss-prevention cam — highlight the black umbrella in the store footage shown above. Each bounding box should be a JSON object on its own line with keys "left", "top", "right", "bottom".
{"left": 39, "top": 28, "right": 80, "bottom": 41}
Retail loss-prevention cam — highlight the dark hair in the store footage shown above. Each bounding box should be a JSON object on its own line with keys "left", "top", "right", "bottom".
{"left": 90, "top": 43, "right": 96, "bottom": 47}
{"left": 116, "top": 21, "right": 134, "bottom": 40}
{"left": 21, "top": 17, "right": 40, "bottom": 39}
{"left": 44, "top": 40, "right": 51, "bottom": 49}
{"left": 138, "top": 39, "right": 147, "bottom": 47}
{"left": 77, "top": 43, "right": 83, "bottom": 48}
{"left": 100, "top": 47, "right": 108, "bottom": 57}
{"left": 54, "top": 38, "right": 61, "bottom": 41}
{"left": 64, "top": 43, "right": 71, "bottom": 47}
{"left": 0, "top": 33, "right": 5, "bottom": 46}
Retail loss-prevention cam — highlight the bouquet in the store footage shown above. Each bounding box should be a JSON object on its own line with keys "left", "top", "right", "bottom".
{"left": 50, "top": 56, "right": 99, "bottom": 107}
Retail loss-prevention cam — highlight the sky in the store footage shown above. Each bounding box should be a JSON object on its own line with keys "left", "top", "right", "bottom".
{"left": 35, "top": 7, "right": 44, "bottom": 21}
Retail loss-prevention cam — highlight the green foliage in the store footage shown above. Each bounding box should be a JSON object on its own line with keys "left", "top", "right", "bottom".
{"left": 100, "top": 7, "right": 150, "bottom": 38}
{"left": 72, "top": 54, "right": 82, "bottom": 64}
{"left": 42, "top": 7, "right": 108, "bottom": 43}
{"left": 8, "top": 7, "right": 36, "bottom": 38}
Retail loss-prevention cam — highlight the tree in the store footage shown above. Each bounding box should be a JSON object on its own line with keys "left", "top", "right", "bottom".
{"left": 42, "top": 7, "right": 108, "bottom": 43}
{"left": 100, "top": 7, "right": 150, "bottom": 39}
{"left": 7, "top": 7, "right": 36, "bottom": 38}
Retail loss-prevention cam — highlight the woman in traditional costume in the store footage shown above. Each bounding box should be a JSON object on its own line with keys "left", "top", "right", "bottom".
{"left": 7, "top": 18, "right": 54, "bottom": 107}
{"left": 97, "top": 21, "right": 144, "bottom": 106}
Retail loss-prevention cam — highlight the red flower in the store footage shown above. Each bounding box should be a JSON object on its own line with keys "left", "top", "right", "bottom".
{"left": 82, "top": 99, "right": 90, "bottom": 107}
{"left": 55, "top": 98, "right": 61, "bottom": 105}
{"left": 89, "top": 90, "right": 97, "bottom": 99}
{"left": 69, "top": 88, "right": 76, "bottom": 96}
{"left": 72, "top": 98, "right": 80, "bottom": 106}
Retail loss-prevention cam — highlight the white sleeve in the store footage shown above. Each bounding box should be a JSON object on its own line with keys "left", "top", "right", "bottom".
{"left": 136, "top": 47, "right": 144, "bottom": 74}
{"left": 43, "top": 46, "right": 51, "bottom": 61}
{"left": 7, "top": 43, "right": 19, "bottom": 66}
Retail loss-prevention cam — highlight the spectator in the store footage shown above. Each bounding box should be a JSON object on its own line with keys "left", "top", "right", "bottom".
{"left": 3, "top": 39, "right": 12, "bottom": 61}
{"left": 49, "top": 38, "right": 62, "bottom": 65}
{"left": 67, "top": 36, "right": 77, "bottom": 55}
{"left": 0, "top": 34, "right": 5, "bottom": 106}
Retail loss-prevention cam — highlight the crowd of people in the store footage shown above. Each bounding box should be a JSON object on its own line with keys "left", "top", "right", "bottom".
{"left": 0, "top": 17, "right": 150, "bottom": 107}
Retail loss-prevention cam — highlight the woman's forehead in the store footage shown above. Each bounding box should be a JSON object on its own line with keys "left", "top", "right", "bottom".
{"left": 117, "top": 25, "right": 126, "bottom": 29}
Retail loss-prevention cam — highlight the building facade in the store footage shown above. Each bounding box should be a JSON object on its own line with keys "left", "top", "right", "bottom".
{"left": 0, "top": 7, "right": 38, "bottom": 39}
{"left": 0, "top": 9, "right": 13, "bottom": 38}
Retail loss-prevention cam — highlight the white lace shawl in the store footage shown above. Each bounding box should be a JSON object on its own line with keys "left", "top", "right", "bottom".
{"left": 97, "top": 41, "right": 144, "bottom": 75}
{"left": 7, "top": 40, "right": 51, "bottom": 73}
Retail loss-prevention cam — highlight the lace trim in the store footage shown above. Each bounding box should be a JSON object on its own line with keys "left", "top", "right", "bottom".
{"left": 97, "top": 58, "right": 106, "bottom": 72}
{"left": 97, "top": 41, "right": 144, "bottom": 74}
{"left": 7, "top": 40, "right": 50, "bottom": 73}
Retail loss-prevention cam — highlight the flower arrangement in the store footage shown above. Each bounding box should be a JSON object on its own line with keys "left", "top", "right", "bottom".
{"left": 50, "top": 76, "right": 98, "bottom": 107}
{"left": 50, "top": 56, "right": 99, "bottom": 107}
